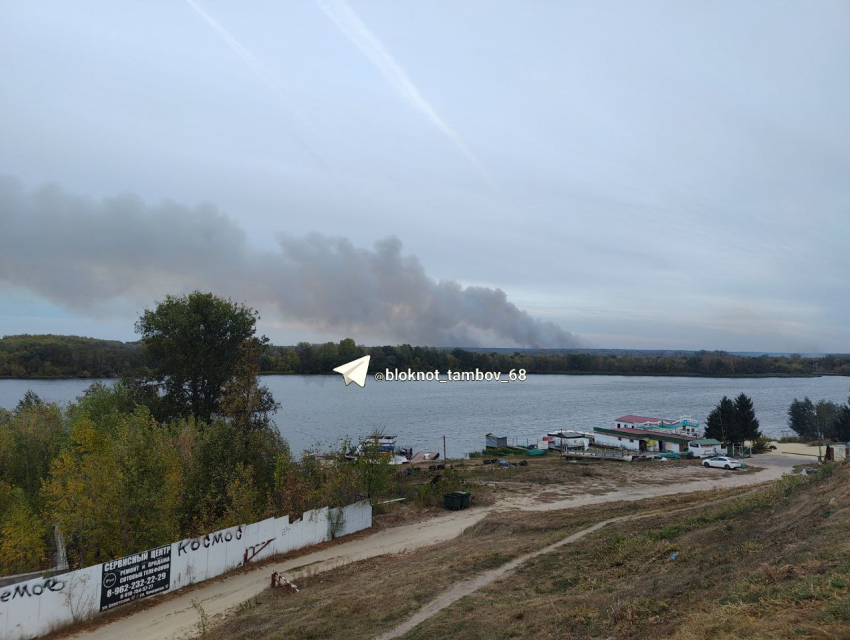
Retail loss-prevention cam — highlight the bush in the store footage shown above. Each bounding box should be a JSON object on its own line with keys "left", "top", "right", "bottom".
{"left": 750, "top": 436, "right": 773, "bottom": 453}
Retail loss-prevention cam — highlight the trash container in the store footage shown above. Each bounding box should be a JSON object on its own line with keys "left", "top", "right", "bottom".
{"left": 443, "top": 492, "right": 463, "bottom": 510}
{"left": 443, "top": 491, "right": 471, "bottom": 510}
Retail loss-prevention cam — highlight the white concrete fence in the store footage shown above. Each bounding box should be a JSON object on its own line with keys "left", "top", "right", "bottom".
{"left": 0, "top": 501, "right": 372, "bottom": 639}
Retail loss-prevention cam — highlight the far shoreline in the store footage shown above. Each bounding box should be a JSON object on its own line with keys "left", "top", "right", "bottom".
{"left": 2, "top": 371, "right": 849, "bottom": 382}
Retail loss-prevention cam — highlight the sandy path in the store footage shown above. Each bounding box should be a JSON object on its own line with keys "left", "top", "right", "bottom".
{"left": 66, "top": 509, "right": 486, "bottom": 640}
{"left": 771, "top": 442, "right": 822, "bottom": 457}
{"left": 68, "top": 453, "right": 799, "bottom": 640}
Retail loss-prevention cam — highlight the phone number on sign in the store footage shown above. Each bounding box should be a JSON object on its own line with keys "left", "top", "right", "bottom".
{"left": 106, "top": 572, "right": 168, "bottom": 598}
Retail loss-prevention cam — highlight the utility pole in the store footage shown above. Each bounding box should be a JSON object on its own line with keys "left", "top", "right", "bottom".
{"left": 443, "top": 435, "right": 447, "bottom": 462}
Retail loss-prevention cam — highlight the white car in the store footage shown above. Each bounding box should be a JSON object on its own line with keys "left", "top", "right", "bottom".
{"left": 703, "top": 456, "right": 742, "bottom": 470}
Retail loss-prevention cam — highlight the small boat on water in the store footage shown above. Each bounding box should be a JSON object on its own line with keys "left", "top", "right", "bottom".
{"left": 353, "top": 435, "right": 417, "bottom": 463}
{"left": 376, "top": 434, "right": 398, "bottom": 452}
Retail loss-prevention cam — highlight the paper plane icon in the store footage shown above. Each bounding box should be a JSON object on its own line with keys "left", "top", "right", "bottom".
{"left": 333, "top": 355, "right": 370, "bottom": 387}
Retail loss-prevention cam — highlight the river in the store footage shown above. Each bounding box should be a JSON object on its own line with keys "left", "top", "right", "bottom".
{"left": 0, "top": 375, "right": 850, "bottom": 457}
{"left": 2, "top": 375, "right": 848, "bottom": 457}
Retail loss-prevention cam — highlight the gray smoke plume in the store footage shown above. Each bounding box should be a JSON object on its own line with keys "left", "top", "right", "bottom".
{"left": 0, "top": 176, "right": 579, "bottom": 347}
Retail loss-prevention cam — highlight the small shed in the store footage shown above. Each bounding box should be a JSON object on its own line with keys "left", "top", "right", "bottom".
{"left": 826, "top": 442, "right": 850, "bottom": 462}
{"left": 486, "top": 433, "right": 508, "bottom": 449}
{"left": 547, "top": 430, "right": 590, "bottom": 450}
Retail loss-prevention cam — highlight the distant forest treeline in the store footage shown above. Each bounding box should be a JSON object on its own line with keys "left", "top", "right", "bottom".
{"left": 2, "top": 334, "right": 850, "bottom": 379}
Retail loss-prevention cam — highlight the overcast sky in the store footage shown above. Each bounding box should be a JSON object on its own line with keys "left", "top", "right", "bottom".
{"left": 1, "top": 1, "right": 848, "bottom": 351}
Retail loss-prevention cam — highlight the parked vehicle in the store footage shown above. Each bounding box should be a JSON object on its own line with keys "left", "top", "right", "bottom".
{"left": 687, "top": 439, "right": 724, "bottom": 458}
{"left": 703, "top": 456, "right": 742, "bottom": 470}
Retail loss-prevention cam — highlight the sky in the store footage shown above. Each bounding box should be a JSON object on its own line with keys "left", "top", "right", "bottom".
{"left": 0, "top": 0, "right": 848, "bottom": 351}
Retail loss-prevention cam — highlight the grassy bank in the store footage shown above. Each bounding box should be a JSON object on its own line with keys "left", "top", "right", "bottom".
{"left": 203, "top": 484, "right": 756, "bottom": 640}
{"left": 401, "top": 464, "right": 848, "bottom": 640}
{"left": 203, "top": 463, "right": 849, "bottom": 640}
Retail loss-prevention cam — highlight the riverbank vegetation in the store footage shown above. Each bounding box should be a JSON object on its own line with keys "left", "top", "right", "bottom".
{"left": 787, "top": 395, "right": 850, "bottom": 441}
{"left": 704, "top": 393, "right": 763, "bottom": 444}
{"left": 0, "top": 293, "right": 400, "bottom": 576}
{"left": 2, "top": 334, "right": 849, "bottom": 379}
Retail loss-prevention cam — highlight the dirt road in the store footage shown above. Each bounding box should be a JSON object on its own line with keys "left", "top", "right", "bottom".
{"left": 68, "top": 453, "right": 799, "bottom": 640}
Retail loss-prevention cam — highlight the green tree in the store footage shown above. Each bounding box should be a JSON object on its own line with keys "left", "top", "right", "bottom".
{"left": 0, "top": 400, "right": 66, "bottom": 506}
{"left": 834, "top": 400, "right": 850, "bottom": 442}
{"left": 705, "top": 396, "right": 736, "bottom": 443}
{"left": 219, "top": 338, "right": 279, "bottom": 435}
{"left": 706, "top": 393, "right": 761, "bottom": 443}
{"left": 355, "top": 431, "right": 396, "bottom": 504}
{"left": 338, "top": 338, "right": 361, "bottom": 362}
{"left": 15, "top": 390, "right": 43, "bottom": 413}
{"left": 221, "top": 464, "right": 261, "bottom": 527}
{"left": 42, "top": 415, "right": 124, "bottom": 567}
{"left": 134, "top": 292, "right": 270, "bottom": 423}
{"left": 72, "top": 381, "right": 139, "bottom": 429}
{"left": 788, "top": 397, "right": 817, "bottom": 439}
{"left": 43, "top": 406, "right": 184, "bottom": 566}
{"left": 0, "top": 487, "right": 48, "bottom": 574}
{"left": 815, "top": 400, "right": 841, "bottom": 440}
{"left": 114, "top": 409, "right": 183, "bottom": 552}
{"left": 179, "top": 418, "right": 283, "bottom": 532}
{"left": 733, "top": 393, "right": 761, "bottom": 441}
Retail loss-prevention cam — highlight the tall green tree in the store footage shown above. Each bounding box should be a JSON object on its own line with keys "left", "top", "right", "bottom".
{"left": 706, "top": 393, "right": 761, "bottom": 443}
{"left": 786, "top": 398, "right": 840, "bottom": 440}
{"left": 0, "top": 398, "right": 66, "bottom": 506}
{"left": 42, "top": 415, "right": 124, "bottom": 567}
{"left": 834, "top": 400, "right": 850, "bottom": 442}
{"left": 114, "top": 409, "right": 183, "bottom": 552}
{"left": 43, "top": 406, "right": 184, "bottom": 567}
{"left": 733, "top": 393, "right": 762, "bottom": 441}
{"left": 788, "top": 397, "right": 817, "bottom": 439}
{"left": 134, "top": 292, "right": 272, "bottom": 423}
{"left": 355, "top": 431, "right": 396, "bottom": 504}
{"left": 705, "top": 396, "right": 736, "bottom": 443}
{"left": 219, "top": 338, "right": 279, "bottom": 435}
{"left": 0, "top": 487, "right": 47, "bottom": 574}
{"left": 815, "top": 400, "right": 841, "bottom": 440}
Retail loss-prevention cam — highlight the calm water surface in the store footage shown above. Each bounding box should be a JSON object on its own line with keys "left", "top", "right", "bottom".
{"left": 1, "top": 375, "right": 848, "bottom": 458}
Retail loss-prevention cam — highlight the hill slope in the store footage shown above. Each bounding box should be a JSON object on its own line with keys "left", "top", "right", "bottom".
{"left": 404, "top": 463, "right": 850, "bottom": 640}
{"left": 204, "top": 463, "right": 850, "bottom": 640}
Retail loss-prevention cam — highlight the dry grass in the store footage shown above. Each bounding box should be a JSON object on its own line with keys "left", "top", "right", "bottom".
{"left": 205, "top": 485, "right": 753, "bottom": 640}
{"left": 458, "top": 454, "right": 708, "bottom": 485}
{"left": 399, "top": 463, "right": 850, "bottom": 640}
{"left": 378, "top": 454, "right": 731, "bottom": 526}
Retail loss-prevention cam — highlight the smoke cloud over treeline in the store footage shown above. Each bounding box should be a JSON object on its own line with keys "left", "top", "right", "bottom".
{"left": 0, "top": 177, "right": 578, "bottom": 347}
